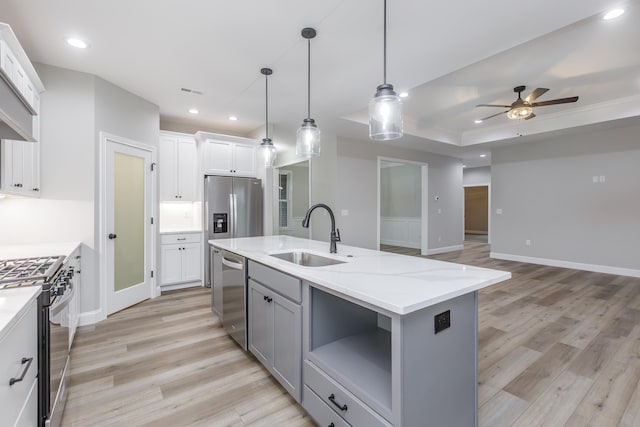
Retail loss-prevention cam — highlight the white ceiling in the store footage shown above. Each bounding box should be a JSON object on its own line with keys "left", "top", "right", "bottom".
{"left": 2, "top": 0, "right": 636, "bottom": 167}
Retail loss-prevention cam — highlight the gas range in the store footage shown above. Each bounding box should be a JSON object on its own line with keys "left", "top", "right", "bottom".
{"left": 0, "top": 255, "right": 65, "bottom": 290}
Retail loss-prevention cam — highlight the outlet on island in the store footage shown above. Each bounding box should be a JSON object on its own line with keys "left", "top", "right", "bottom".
{"left": 434, "top": 310, "right": 451, "bottom": 334}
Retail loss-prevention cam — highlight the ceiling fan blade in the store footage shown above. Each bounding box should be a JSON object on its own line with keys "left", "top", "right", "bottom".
{"left": 531, "top": 96, "right": 579, "bottom": 107}
{"left": 476, "top": 104, "right": 512, "bottom": 108}
{"left": 525, "top": 113, "right": 536, "bottom": 120}
{"left": 480, "top": 110, "right": 509, "bottom": 121}
{"left": 525, "top": 88, "right": 549, "bottom": 103}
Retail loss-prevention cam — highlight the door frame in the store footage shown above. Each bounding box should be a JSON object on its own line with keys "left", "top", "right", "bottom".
{"left": 98, "top": 132, "right": 157, "bottom": 321}
{"left": 376, "top": 156, "right": 429, "bottom": 255}
{"left": 462, "top": 183, "right": 491, "bottom": 244}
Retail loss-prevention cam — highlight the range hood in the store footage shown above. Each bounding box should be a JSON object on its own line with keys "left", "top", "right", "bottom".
{"left": 0, "top": 75, "right": 36, "bottom": 141}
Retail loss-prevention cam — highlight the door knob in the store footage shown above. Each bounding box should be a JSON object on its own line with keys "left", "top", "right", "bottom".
{"left": 108, "top": 233, "right": 117, "bottom": 239}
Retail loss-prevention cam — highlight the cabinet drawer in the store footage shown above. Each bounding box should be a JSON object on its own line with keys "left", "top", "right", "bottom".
{"left": 160, "top": 232, "right": 201, "bottom": 245}
{"left": 0, "top": 301, "right": 38, "bottom": 426}
{"left": 248, "top": 261, "right": 301, "bottom": 303}
{"left": 304, "top": 361, "right": 391, "bottom": 427}
{"left": 303, "top": 385, "right": 351, "bottom": 427}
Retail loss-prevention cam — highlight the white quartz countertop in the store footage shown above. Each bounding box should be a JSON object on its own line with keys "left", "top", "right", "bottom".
{"left": 0, "top": 241, "right": 81, "bottom": 340}
{"left": 209, "top": 236, "right": 511, "bottom": 315}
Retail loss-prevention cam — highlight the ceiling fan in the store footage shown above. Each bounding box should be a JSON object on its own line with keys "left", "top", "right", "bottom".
{"left": 476, "top": 85, "right": 579, "bottom": 121}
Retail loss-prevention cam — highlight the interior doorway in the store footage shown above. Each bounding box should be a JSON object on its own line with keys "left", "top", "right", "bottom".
{"left": 273, "top": 159, "right": 311, "bottom": 238}
{"left": 464, "top": 185, "right": 489, "bottom": 243}
{"left": 377, "top": 158, "right": 428, "bottom": 255}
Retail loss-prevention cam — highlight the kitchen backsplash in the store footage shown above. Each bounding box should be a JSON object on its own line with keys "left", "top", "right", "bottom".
{"left": 159, "top": 201, "right": 202, "bottom": 232}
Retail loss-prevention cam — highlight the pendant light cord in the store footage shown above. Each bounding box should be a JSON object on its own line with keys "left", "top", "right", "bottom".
{"left": 307, "top": 39, "right": 311, "bottom": 120}
{"left": 383, "top": 0, "right": 387, "bottom": 85}
{"left": 265, "top": 73, "right": 269, "bottom": 140}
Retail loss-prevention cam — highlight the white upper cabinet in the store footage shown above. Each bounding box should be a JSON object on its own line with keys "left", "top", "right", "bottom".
{"left": 200, "top": 136, "right": 257, "bottom": 177}
{"left": 1, "top": 138, "right": 40, "bottom": 196}
{"left": 0, "top": 37, "right": 40, "bottom": 114}
{"left": 159, "top": 132, "right": 197, "bottom": 201}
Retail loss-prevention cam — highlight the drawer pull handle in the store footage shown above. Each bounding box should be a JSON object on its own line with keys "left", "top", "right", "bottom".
{"left": 328, "top": 424, "right": 335, "bottom": 427}
{"left": 328, "top": 394, "right": 348, "bottom": 412}
{"left": 9, "top": 357, "right": 33, "bottom": 386}
{"left": 177, "top": 238, "right": 187, "bottom": 241}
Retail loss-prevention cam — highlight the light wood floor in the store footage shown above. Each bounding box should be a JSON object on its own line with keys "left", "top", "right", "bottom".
{"left": 62, "top": 242, "right": 640, "bottom": 426}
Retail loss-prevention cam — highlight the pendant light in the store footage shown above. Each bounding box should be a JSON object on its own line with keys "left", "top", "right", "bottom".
{"left": 296, "top": 27, "right": 321, "bottom": 158}
{"left": 369, "top": 0, "right": 403, "bottom": 141}
{"left": 259, "top": 67, "right": 277, "bottom": 167}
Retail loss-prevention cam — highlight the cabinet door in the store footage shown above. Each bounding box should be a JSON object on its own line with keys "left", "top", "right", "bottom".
{"left": 177, "top": 137, "right": 197, "bottom": 200}
{"left": 21, "top": 142, "right": 34, "bottom": 193}
{"left": 9, "top": 140, "right": 24, "bottom": 190}
{"left": 159, "top": 136, "right": 178, "bottom": 201}
{"left": 233, "top": 143, "right": 257, "bottom": 176}
{"left": 181, "top": 243, "right": 201, "bottom": 283}
{"left": 248, "top": 280, "right": 273, "bottom": 366}
{"left": 272, "top": 294, "right": 302, "bottom": 401}
{"left": 204, "top": 140, "right": 233, "bottom": 174}
{"left": 160, "top": 245, "right": 182, "bottom": 285}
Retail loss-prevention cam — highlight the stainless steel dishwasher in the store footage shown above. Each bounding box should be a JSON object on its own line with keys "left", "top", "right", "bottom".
{"left": 220, "top": 250, "right": 247, "bottom": 350}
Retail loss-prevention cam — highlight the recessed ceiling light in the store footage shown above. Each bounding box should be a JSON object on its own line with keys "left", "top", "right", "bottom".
{"left": 462, "top": 164, "right": 467, "bottom": 168}
{"left": 480, "top": 154, "right": 487, "bottom": 158}
{"left": 188, "top": 108, "right": 199, "bottom": 114}
{"left": 474, "top": 119, "right": 483, "bottom": 124}
{"left": 399, "top": 92, "right": 409, "bottom": 98}
{"left": 66, "top": 38, "right": 87, "bottom": 49}
{"left": 228, "top": 115, "right": 238, "bottom": 121}
{"left": 603, "top": 8, "right": 624, "bottom": 20}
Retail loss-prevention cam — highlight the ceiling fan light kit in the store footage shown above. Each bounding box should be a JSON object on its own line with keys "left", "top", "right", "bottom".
{"left": 259, "top": 67, "right": 277, "bottom": 168}
{"left": 477, "top": 85, "right": 578, "bottom": 122}
{"left": 369, "top": 0, "right": 403, "bottom": 141}
{"left": 296, "top": 27, "right": 321, "bottom": 158}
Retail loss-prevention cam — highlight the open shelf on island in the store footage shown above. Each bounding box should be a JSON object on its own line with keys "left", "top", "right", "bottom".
{"left": 309, "top": 287, "right": 392, "bottom": 418}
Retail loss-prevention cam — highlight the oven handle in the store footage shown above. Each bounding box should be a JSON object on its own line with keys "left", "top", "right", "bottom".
{"left": 9, "top": 357, "right": 33, "bottom": 386}
{"left": 50, "top": 284, "right": 74, "bottom": 315}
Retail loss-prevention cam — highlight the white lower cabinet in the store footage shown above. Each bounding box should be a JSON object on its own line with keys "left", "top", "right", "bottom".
{"left": 247, "top": 262, "right": 302, "bottom": 402}
{"left": 160, "top": 232, "right": 202, "bottom": 288}
{"left": 0, "top": 300, "right": 38, "bottom": 427}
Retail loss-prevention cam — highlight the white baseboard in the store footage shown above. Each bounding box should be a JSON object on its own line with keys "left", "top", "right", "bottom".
{"left": 380, "top": 239, "right": 421, "bottom": 249}
{"left": 160, "top": 281, "right": 203, "bottom": 292}
{"left": 78, "top": 309, "right": 105, "bottom": 327}
{"left": 426, "top": 245, "right": 464, "bottom": 255}
{"left": 490, "top": 252, "right": 640, "bottom": 278}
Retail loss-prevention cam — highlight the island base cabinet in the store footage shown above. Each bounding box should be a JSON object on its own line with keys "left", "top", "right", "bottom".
{"left": 248, "top": 279, "right": 302, "bottom": 402}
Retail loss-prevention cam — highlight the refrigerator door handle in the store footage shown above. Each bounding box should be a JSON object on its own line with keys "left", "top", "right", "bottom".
{"left": 229, "top": 193, "right": 235, "bottom": 237}
{"left": 233, "top": 193, "right": 238, "bottom": 236}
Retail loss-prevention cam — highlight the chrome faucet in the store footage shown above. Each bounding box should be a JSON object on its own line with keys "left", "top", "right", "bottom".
{"left": 302, "top": 203, "right": 341, "bottom": 253}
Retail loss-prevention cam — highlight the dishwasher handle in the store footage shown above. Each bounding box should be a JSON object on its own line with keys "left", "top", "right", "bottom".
{"left": 221, "top": 257, "right": 244, "bottom": 270}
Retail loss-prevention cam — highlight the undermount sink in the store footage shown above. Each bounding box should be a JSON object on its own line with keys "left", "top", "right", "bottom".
{"left": 269, "top": 251, "right": 345, "bottom": 267}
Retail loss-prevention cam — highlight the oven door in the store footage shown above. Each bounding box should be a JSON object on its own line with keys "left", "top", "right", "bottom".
{"left": 47, "top": 285, "right": 73, "bottom": 427}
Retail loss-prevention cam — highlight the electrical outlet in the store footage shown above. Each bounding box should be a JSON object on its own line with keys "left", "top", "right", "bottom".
{"left": 593, "top": 175, "right": 599, "bottom": 183}
{"left": 434, "top": 310, "right": 451, "bottom": 334}
{"left": 599, "top": 175, "right": 606, "bottom": 183}
{"left": 437, "top": 208, "right": 442, "bottom": 214}
{"left": 526, "top": 240, "right": 531, "bottom": 246}
{"left": 496, "top": 208, "right": 503, "bottom": 215}
{"left": 341, "top": 209, "right": 349, "bottom": 216}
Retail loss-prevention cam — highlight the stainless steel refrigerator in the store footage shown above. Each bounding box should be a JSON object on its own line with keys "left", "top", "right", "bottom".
{"left": 204, "top": 175, "right": 262, "bottom": 348}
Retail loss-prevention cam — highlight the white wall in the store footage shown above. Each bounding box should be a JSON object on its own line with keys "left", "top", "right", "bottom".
{"left": 335, "top": 137, "right": 463, "bottom": 251}
{"left": 491, "top": 121, "right": 640, "bottom": 275}
{"left": 0, "top": 63, "right": 160, "bottom": 319}
{"left": 381, "top": 163, "right": 422, "bottom": 217}
{"left": 463, "top": 166, "right": 491, "bottom": 186}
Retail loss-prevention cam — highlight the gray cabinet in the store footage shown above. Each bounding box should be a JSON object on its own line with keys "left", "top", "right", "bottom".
{"left": 247, "top": 261, "right": 302, "bottom": 402}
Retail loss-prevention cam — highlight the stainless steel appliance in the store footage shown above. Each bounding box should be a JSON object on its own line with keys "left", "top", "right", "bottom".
{"left": 0, "top": 255, "right": 76, "bottom": 427}
{"left": 204, "top": 175, "right": 262, "bottom": 349}
{"left": 219, "top": 250, "right": 247, "bottom": 349}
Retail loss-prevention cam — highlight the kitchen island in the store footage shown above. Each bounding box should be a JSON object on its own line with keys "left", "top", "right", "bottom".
{"left": 210, "top": 235, "right": 510, "bottom": 427}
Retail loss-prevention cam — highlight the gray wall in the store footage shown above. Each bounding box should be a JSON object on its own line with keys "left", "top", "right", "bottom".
{"left": 381, "top": 163, "right": 421, "bottom": 217}
{"left": 463, "top": 166, "right": 491, "bottom": 186}
{"left": 335, "top": 137, "right": 463, "bottom": 251}
{"left": 491, "top": 122, "right": 640, "bottom": 271}
{"left": 0, "top": 63, "right": 160, "bottom": 317}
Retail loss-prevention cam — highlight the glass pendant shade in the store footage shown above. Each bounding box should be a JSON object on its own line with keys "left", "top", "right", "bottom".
{"left": 369, "top": 84, "right": 403, "bottom": 141}
{"left": 296, "top": 118, "right": 321, "bottom": 158}
{"left": 260, "top": 138, "right": 277, "bottom": 168}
